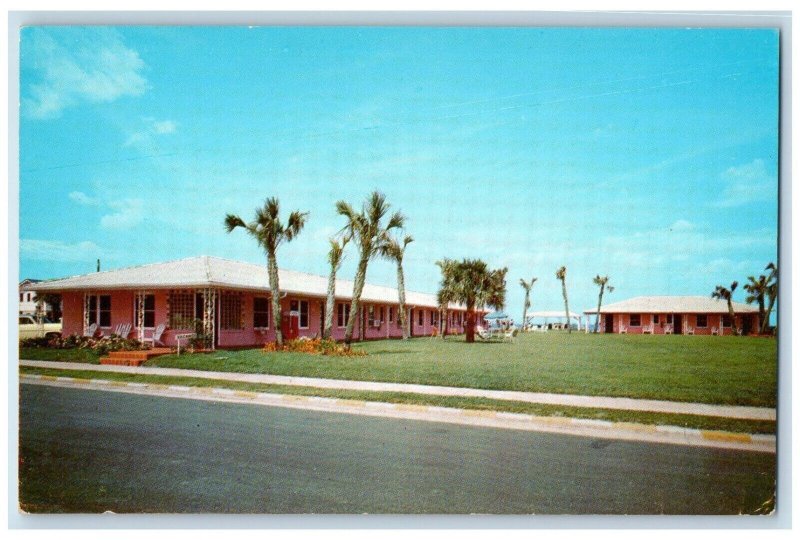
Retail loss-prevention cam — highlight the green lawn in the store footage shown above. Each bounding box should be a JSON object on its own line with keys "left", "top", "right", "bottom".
{"left": 19, "top": 332, "right": 777, "bottom": 406}
{"left": 19, "top": 347, "right": 101, "bottom": 364}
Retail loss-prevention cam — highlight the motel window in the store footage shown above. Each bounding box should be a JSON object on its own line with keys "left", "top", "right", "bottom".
{"left": 430, "top": 311, "right": 435, "bottom": 325}
{"left": 220, "top": 293, "right": 243, "bottom": 330}
{"left": 368, "top": 305, "right": 376, "bottom": 327}
{"left": 696, "top": 314, "right": 708, "bottom": 328}
{"left": 722, "top": 315, "right": 732, "bottom": 328}
{"left": 299, "top": 301, "right": 309, "bottom": 328}
{"left": 337, "top": 303, "right": 350, "bottom": 328}
{"left": 418, "top": 309, "right": 424, "bottom": 327}
{"left": 253, "top": 297, "right": 270, "bottom": 328}
{"left": 388, "top": 307, "right": 394, "bottom": 323}
{"left": 168, "top": 292, "right": 195, "bottom": 329}
{"left": 379, "top": 306, "right": 385, "bottom": 325}
{"left": 653, "top": 314, "right": 660, "bottom": 324}
{"left": 629, "top": 314, "right": 641, "bottom": 327}
{"left": 20, "top": 293, "right": 23, "bottom": 302}
{"left": 88, "top": 294, "right": 112, "bottom": 328}
{"left": 666, "top": 314, "right": 673, "bottom": 324}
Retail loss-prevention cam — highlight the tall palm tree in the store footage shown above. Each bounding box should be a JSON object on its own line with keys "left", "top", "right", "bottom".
{"left": 322, "top": 236, "right": 349, "bottom": 340}
{"left": 380, "top": 235, "right": 414, "bottom": 340}
{"left": 711, "top": 281, "right": 739, "bottom": 336}
{"left": 761, "top": 262, "right": 778, "bottom": 334}
{"left": 225, "top": 197, "right": 308, "bottom": 347}
{"left": 743, "top": 274, "right": 768, "bottom": 333}
{"left": 436, "top": 286, "right": 452, "bottom": 340}
{"left": 592, "top": 275, "right": 614, "bottom": 333}
{"left": 555, "top": 266, "right": 571, "bottom": 334}
{"left": 336, "top": 191, "right": 405, "bottom": 348}
{"left": 436, "top": 258, "right": 507, "bottom": 343}
{"left": 518, "top": 277, "right": 538, "bottom": 331}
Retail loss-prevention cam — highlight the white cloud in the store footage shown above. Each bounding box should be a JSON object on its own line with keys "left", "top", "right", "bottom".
{"left": 68, "top": 191, "right": 99, "bottom": 206}
{"left": 100, "top": 199, "right": 145, "bottom": 229}
{"left": 22, "top": 28, "right": 149, "bottom": 119}
{"left": 668, "top": 219, "right": 694, "bottom": 232}
{"left": 20, "top": 239, "right": 103, "bottom": 262}
{"left": 715, "top": 159, "right": 777, "bottom": 207}
{"left": 124, "top": 117, "right": 178, "bottom": 149}
{"left": 152, "top": 120, "right": 177, "bottom": 134}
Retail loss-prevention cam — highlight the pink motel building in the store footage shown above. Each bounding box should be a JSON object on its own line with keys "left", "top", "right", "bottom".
{"left": 584, "top": 296, "right": 761, "bottom": 336}
{"left": 25, "top": 256, "right": 477, "bottom": 349}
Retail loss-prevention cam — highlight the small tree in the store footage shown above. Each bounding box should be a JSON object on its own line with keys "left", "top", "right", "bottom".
{"left": 519, "top": 277, "right": 537, "bottom": 331}
{"left": 380, "top": 235, "right": 414, "bottom": 340}
{"left": 592, "top": 275, "right": 614, "bottom": 333}
{"left": 225, "top": 198, "right": 308, "bottom": 347}
{"left": 712, "top": 281, "right": 739, "bottom": 335}
{"left": 744, "top": 274, "right": 768, "bottom": 333}
{"left": 322, "top": 236, "right": 349, "bottom": 340}
{"left": 436, "top": 258, "right": 507, "bottom": 343}
{"left": 336, "top": 191, "right": 405, "bottom": 348}
{"left": 555, "top": 266, "right": 571, "bottom": 333}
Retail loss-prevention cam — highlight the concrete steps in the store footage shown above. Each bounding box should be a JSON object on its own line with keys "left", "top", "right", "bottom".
{"left": 100, "top": 348, "right": 172, "bottom": 366}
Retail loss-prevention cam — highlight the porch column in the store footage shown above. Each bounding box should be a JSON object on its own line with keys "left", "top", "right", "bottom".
{"left": 135, "top": 291, "right": 146, "bottom": 342}
{"left": 202, "top": 288, "right": 217, "bottom": 350}
{"left": 83, "top": 292, "right": 91, "bottom": 335}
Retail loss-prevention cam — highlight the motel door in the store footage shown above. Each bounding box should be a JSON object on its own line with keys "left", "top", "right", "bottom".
{"left": 604, "top": 314, "right": 614, "bottom": 333}
{"left": 283, "top": 311, "right": 300, "bottom": 340}
{"left": 194, "top": 292, "right": 219, "bottom": 348}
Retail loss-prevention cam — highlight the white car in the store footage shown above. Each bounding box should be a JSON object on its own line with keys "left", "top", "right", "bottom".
{"left": 18, "top": 315, "right": 62, "bottom": 340}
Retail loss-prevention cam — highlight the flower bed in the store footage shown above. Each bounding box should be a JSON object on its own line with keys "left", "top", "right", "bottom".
{"left": 20, "top": 334, "right": 146, "bottom": 357}
{"left": 263, "top": 337, "right": 367, "bottom": 357}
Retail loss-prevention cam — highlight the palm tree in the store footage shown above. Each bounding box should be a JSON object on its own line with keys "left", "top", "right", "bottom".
{"left": 380, "top": 235, "right": 414, "bottom": 340}
{"left": 761, "top": 262, "right": 778, "bottom": 334}
{"left": 436, "top": 258, "right": 507, "bottom": 343}
{"left": 336, "top": 191, "right": 405, "bottom": 348}
{"left": 592, "top": 275, "right": 614, "bottom": 333}
{"left": 555, "top": 266, "right": 571, "bottom": 334}
{"left": 743, "top": 274, "right": 768, "bottom": 333}
{"left": 711, "top": 281, "right": 739, "bottom": 336}
{"left": 225, "top": 197, "right": 308, "bottom": 347}
{"left": 518, "top": 277, "right": 538, "bottom": 331}
{"left": 322, "top": 236, "right": 349, "bottom": 340}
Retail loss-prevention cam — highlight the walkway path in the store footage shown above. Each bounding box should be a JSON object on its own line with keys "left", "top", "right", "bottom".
{"left": 19, "top": 359, "right": 775, "bottom": 421}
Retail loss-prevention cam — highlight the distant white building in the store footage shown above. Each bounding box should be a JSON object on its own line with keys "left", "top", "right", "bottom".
{"left": 19, "top": 279, "right": 60, "bottom": 319}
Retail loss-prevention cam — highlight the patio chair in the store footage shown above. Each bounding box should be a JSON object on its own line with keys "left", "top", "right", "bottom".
{"left": 711, "top": 326, "right": 719, "bottom": 336}
{"left": 642, "top": 323, "right": 654, "bottom": 334}
{"left": 83, "top": 323, "right": 98, "bottom": 338}
{"left": 686, "top": 325, "right": 695, "bottom": 335}
{"left": 619, "top": 324, "right": 627, "bottom": 334}
{"left": 143, "top": 323, "right": 167, "bottom": 348}
{"left": 664, "top": 324, "right": 673, "bottom": 335}
{"left": 502, "top": 327, "right": 518, "bottom": 343}
{"left": 112, "top": 322, "right": 132, "bottom": 338}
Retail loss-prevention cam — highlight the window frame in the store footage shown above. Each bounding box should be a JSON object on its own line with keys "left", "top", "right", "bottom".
{"left": 721, "top": 315, "right": 732, "bottom": 328}
{"left": 253, "top": 297, "right": 270, "bottom": 329}
{"left": 696, "top": 314, "right": 708, "bottom": 328}
{"left": 337, "top": 303, "right": 350, "bottom": 328}
{"left": 299, "top": 300, "right": 309, "bottom": 329}
{"left": 629, "top": 313, "right": 641, "bottom": 327}
{"left": 134, "top": 294, "right": 156, "bottom": 329}
{"left": 220, "top": 293, "right": 243, "bottom": 331}
{"left": 418, "top": 309, "right": 424, "bottom": 327}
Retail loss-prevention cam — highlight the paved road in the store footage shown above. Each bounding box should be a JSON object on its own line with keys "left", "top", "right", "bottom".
{"left": 19, "top": 385, "right": 776, "bottom": 514}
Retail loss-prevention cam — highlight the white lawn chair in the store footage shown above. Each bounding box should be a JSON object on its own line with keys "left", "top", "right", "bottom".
{"left": 503, "top": 327, "right": 518, "bottom": 343}
{"left": 642, "top": 323, "right": 654, "bottom": 334}
{"left": 711, "top": 326, "right": 719, "bottom": 336}
{"left": 619, "top": 324, "right": 627, "bottom": 334}
{"left": 112, "top": 322, "right": 132, "bottom": 338}
{"left": 664, "top": 324, "right": 673, "bottom": 335}
{"left": 143, "top": 323, "right": 167, "bottom": 348}
{"left": 686, "top": 325, "right": 695, "bottom": 335}
{"left": 83, "top": 323, "right": 98, "bottom": 338}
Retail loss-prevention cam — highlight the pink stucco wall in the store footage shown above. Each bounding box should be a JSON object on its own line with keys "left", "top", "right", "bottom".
{"left": 57, "top": 288, "right": 471, "bottom": 348}
{"left": 599, "top": 313, "right": 759, "bottom": 335}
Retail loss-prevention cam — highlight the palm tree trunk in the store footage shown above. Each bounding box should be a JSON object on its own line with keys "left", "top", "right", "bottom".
{"left": 757, "top": 297, "right": 765, "bottom": 334}
{"left": 322, "top": 267, "right": 337, "bottom": 340}
{"left": 594, "top": 285, "right": 605, "bottom": 333}
{"left": 761, "top": 294, "right": 776, "bottom": 334}
{"left": 465, "top": 302, "right": 476, "bottom": 343}
{"left": 521, "top": 292, "right": 529, "bottom": 333}
{"left": 561, "top": 278, "right": 571, "bottom": 334}
{"left": 343, "top": 255, "right": 369, "bottom": 347}
{"left": 396, "top": 263, "right": 409, "bottom": 340}
{"left": 727, "top": 300, "right": 739, "bottom": 336}
{"left": 267, "top": 252, "right": 283, "bottom": 347}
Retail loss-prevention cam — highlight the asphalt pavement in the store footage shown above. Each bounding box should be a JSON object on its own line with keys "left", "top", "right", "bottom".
{"left": 18, "top": 384, "right": 776, "bottom": 514}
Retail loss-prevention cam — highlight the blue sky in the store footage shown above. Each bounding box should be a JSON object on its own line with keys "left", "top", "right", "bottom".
{"left": 19, "top": 26, "right": 779, "bottom": 318}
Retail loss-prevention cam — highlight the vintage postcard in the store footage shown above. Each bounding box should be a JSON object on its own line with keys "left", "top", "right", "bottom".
{"left": 16, "top": 21, "right": 780, "bottom": 516}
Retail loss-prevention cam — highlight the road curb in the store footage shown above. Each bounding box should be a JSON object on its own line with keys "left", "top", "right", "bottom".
{"left": 20, "top": 374, "right": 775, "bottom": 454}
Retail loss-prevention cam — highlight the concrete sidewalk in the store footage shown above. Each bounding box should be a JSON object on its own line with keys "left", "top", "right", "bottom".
{"left": 19, "top": 359, "right": 775, "bottom": 421}
{"left": 21, "top": 374, "right": 776, "bottom": 454}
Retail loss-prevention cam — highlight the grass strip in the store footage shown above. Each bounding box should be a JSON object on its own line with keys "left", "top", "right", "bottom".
{"left": 20, "top": 366, "right": 776, "bottom": 435}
